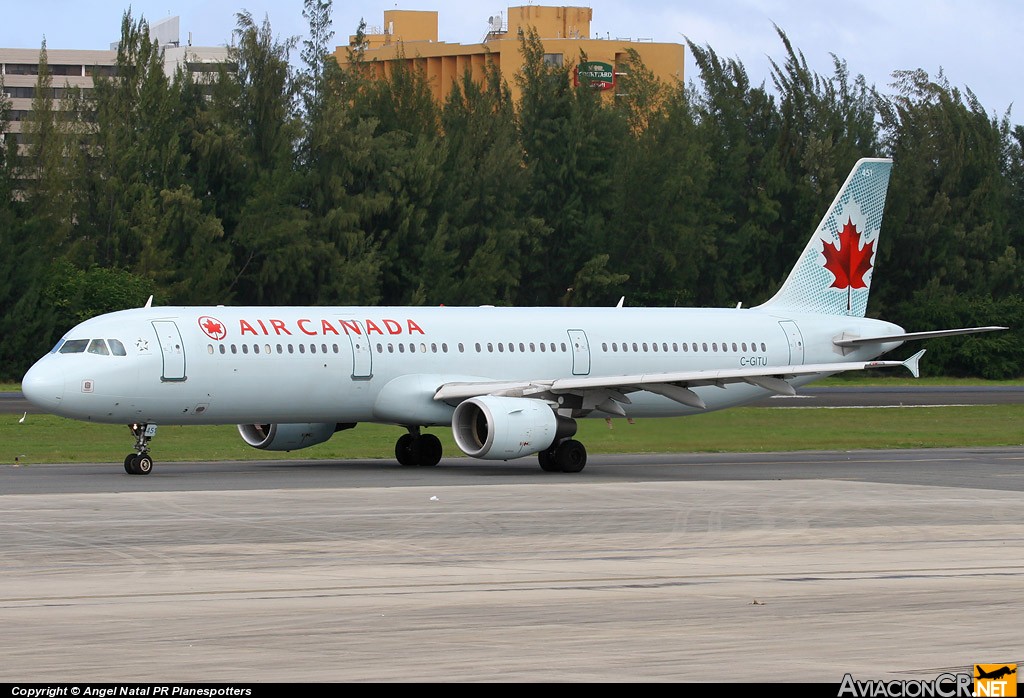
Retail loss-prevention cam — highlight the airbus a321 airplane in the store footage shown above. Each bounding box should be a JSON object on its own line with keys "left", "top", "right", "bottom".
{"left": 22, "top": 158, "right": 1006, "bottom": 474}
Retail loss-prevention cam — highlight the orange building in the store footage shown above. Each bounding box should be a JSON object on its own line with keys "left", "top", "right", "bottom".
{"left": 334, "top": 5, "right": 684, "bottom": 104}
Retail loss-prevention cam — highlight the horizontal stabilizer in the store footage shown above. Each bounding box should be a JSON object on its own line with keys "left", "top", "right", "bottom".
{"left": 834, "top": 326, "right": 1007, "bottom": 347}
{"left": 901, "top": 350, "right": 926, "bottom": 379}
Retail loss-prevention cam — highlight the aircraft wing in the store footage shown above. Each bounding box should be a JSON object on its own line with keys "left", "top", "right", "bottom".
{"left": 434, "top": 351, "right": 926, "bottom": 412}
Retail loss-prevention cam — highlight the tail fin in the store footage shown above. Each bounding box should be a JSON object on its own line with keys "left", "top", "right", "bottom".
{"left": 757, "top": 158, "right": 893, "bottom": 317}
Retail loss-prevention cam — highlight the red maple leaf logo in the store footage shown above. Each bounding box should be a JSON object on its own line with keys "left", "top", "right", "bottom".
{"left": 821, "top": 218, "right": 874, "bottom": 290}
{"left": 198, "top": 316, "right": 227, "bottom": 340}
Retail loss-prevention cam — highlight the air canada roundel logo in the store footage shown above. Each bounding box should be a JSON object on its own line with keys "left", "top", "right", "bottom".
{"left": 198, "top": 316, "right": 227, "bottom": 341}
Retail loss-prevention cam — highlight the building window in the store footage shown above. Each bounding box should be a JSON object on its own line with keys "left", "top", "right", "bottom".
{"left": 543, "top": 53, "right": 563, "bottom": 67}
{"left": 84, "top": 65, "right": 118, "bottom": 78}
{"left": 4, "top": 64, "right": 39, "bottom": 76}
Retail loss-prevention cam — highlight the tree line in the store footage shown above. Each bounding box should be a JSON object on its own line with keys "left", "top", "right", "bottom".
{"left": 0, "top": 3, "right": 1021, "bottom": 379}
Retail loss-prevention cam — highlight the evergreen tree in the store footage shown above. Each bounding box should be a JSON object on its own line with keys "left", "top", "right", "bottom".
{"left": 21, "top": 39, "right": 76, "bottom": 246}
{"left": 608, "top": 82, "right": 713, "bottom": 307}
{"left": 348, "top": 55, "right": 443, "bottom": 304}
{"left": 0, "top": 73, "right": 30, "bottom": 378}
{"left": 80, "top": 11, "right": 182, "bottom": 268}
{"left": 877, "top": 70, "right": 1018, "bottom": 304}
{"left": 295, "top": 51, "right": 384, "bottom": 306}
{"left": 221, "top": 11, "right": 308, "bottom": 304}
{"left": 516, "top": 29, "right": 630, "bottom": 305}
{"left": 2, "top": 40, "right": 76, "bottom": 378}
{"left": 687, "top": 42, "right": 786, "bottom": 306}
{"left": 424, "top": 65, "right": 537, "bottom": 305}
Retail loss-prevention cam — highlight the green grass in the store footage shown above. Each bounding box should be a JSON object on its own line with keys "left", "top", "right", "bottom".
{"left": 4, "top": 405, "right": 1022, "bottom": 465}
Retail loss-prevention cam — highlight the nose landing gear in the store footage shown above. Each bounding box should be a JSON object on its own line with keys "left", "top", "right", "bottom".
{"left": 124, "top": 423, "right": 157, "bottom": 475}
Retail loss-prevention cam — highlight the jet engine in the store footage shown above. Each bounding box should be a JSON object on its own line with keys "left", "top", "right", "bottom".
{"left": 452, "top": 396, "right": 563, "bottom": 460}
{"left": 238, "top": 422, "right": 345, "bottom": 451}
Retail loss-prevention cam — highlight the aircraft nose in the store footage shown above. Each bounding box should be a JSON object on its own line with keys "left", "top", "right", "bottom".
{"left": 21, "top": 360, "right": 65, "bottom": 413}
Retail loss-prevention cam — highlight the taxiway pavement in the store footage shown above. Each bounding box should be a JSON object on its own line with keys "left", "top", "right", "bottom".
{"left": 2, "top": 447, "right": 1022, "bottom": 682}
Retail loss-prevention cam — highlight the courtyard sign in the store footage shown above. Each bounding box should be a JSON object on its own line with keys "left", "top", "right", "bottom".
{"left": 575, "top": 61, "right": 615, "bottom": 90}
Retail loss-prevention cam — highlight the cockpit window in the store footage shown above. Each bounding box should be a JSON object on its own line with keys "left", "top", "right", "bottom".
{"left": 50, "top": 339, "right": 66, "bottom": 354}
{"left": 87, "top": 339, "right": 110, "bottom": 355}
{"left": 59, "top": 339, "right": 89, "bottom": 354}
{"left": 56, "top": 338, "right": 126, "bottom": 355}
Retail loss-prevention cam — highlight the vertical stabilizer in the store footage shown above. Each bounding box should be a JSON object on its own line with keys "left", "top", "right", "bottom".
{"left": 757, "top": 158, "right": 892, "bottom": 317}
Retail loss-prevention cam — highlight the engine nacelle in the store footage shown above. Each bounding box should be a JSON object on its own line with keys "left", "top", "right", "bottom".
{"left": 452, "top": 396, "right": 559, "bottom": 460}
{"left": 238, "top": 422, "right": 343, "bottom": 451}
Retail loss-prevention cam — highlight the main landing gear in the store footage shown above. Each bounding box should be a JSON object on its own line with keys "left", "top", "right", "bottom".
{"left": 395, "top": 428, "right": 443, "bottom": 467}
{"left": 537, "top": 438, "right": 588, "bottom": 473}
{"left": 124, "top": 423, "right": 156, "bottom": 475}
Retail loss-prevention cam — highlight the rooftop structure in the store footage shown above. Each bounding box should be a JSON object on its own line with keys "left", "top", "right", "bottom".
{"left": 335, "top": 5, "right": 684, "bottom": 104}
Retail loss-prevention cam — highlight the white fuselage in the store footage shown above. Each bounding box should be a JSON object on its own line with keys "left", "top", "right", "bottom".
{"left": 22, "top": 305, "right": 904, "bottom": 426}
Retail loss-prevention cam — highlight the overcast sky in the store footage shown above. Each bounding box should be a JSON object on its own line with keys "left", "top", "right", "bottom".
{"left": 2, "top": 1, "right": 1019, "bottom": 120}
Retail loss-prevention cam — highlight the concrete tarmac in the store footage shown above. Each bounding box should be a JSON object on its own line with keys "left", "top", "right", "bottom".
{"left": 2, "top": 448, "right": 1023, "bottom": 683}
